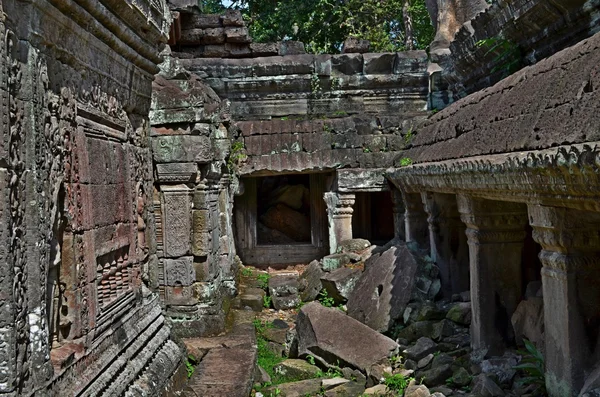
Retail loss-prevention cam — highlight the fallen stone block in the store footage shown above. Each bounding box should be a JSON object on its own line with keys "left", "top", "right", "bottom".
{"left": 269, "top": 272, "right": 300, "bottom": 310}
{"left": 470, "top": 374, "right": 505, "bottom": 397}
{"left": 337, "top": 238, "right": 371, "bottom": 254}
{"left": 405, "top": 380, "right": 431, "bottom": 397}
{"left": 403, "top": 337, "right": 437, "bottom": 361}
{"left": 273, "top": 359, "right": 321, "bottom": 381}
{"left": 511, "top": 297, "right": 544, "bottom": 349}
{"left": 347, "top": 240, "right": 420, "bottom": 332}
{"left": 324, "top": 381, "right": 365, "bottom": 396}
{"left": 322, "top": 253, "right": 352, "bottom": 271}
{"left": 299, "top": 260, "right": 324, "bottom": 302}
{"left": 321, "top": 267, "right": 362, "bottom": 304}
{"left": 262, "top": 378, "right": 322, "bottom": 397}
{"left": 296, "top": 302, "right": 398, "bottom": 375}
{"left": 446, "top": 302, "right": 472, "bottom": 325}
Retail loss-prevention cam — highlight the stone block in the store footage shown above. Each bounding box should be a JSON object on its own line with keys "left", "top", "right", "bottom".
{"left": 321, "top": 253, "right": 352, "bottom": 271}
{"left": 225, "top": 27, "right": 251, "bottom": 43}
{"left": 156, "top": 163, "right": 198, "bottom": 183}
{"left": 250, "top": 42, "right": 279, "bottom": 57}
{"left": 331, "top": 53, "right": 363, "bottom": 75}
{"left": 184, "top": 14, "right": 221, "bottom": 29}
{"left": 201, "top": 28, "right": 225, "bottom": 44}
{"left": 164, "top": 257, "right": 195, "bottom": 287}
{"left": 363, "top": 53, "right": 396, "bottom": 74}
{"left": 152, "top": 135, "right": 212, "bottom": 163}
{"left": 269, "top": 273, "right": 300, "bottom": 310}
{"left": 225, "top": 43, "right": 252, "bottom": 58}
{"left": 394, "top": 50, "right": 428, "bottom": 73}
{"left": 162, "top": 186, "right": 191, "bottom": 257}
{"left": 179, "top": 29, "right": 205, "bottom": 45}
{"left": 296, "top": 302, "right": 398, "bottom": 374}
{"left": 165, "top": 285, "right": 198, "bottom": 306}
{"left": 299, "top": 260, "right": 324, "bottom": 302}
{"left": 342, "top": 37, "right": 370, "bottom": 53}
{"left": 221, "top": 9, "right": 244, "bottom": 26}
{"left": 320, "top": 267, "right": 362, "bottom": 304}
{"left": 347, "top": 240, "right": 419, "bottom": 332}
{"left": 239, "top": 287, "right": 266, "bottom": 312}
{"left": 273, "top": 359, "right": 321, "bottom": 381}
{"left": 511, "top": 297, "right": 544, "bottom": 348}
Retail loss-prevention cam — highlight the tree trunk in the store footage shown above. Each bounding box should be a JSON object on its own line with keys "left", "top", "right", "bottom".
{"left": 403, "top": 0, "right": 415, "bottom": 50}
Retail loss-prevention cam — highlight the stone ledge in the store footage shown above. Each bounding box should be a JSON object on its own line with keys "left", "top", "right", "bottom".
{"left": 388, "top": 142, "right": 600, "bottom": 211}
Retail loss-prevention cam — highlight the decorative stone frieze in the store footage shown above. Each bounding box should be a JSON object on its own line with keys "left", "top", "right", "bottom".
{"left": 457, "top": 195, "right": 528, "bottom": 355}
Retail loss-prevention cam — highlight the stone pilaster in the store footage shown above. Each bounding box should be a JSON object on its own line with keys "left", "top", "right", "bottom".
{"left": 390, "top": 188, "right": 406, "bottom": 240}
{"left": 324, "top": 192, "right": 355, "bottom": 254}
{"left": 457, "top": 195, "right": 528, "bottom": 355}
{"left": 528, "top": 205, "right": 600, "bottom": 397}
{"left": 402, "top": 192, "right": 428, "bottom": 249}
{"left": 421, "top": 192, "right": 469, "bottom": 298}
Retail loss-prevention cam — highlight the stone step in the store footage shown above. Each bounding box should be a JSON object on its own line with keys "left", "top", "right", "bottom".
{"left": 180, "top": 311, "right": 257, "bottom": 397}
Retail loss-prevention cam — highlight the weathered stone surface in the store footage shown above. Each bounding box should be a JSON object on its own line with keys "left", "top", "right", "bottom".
{"left": 299, "top": 260, "right": 324, "bottom": 302}
{"left": 405, "top": 380, "right": 432, "bottom": 397}
{"left": 152, "top": 135, "right": 213, "bottom": 163}
{"left": 273, "top": 359, "right": 321, "bottom": 381}
{"left": 324, "top": 381, "right": 366, "bottom": 396}
{"left": 296, "top": 302, "right": 398, "bottom": 374}
{"left": 279, "top": 41, "right": 306, "bottom": 55}
{"left": 164, "top": 257, "right": 195, "bottom": 286}
{"left": 363, "top": 53, "right": 396, "bottom": 74}
{"left": 342, "top": 37, "right": 370, "bottom": 53}
{"left": 403, "top": 337, "right": 437, "bottom": 362}
{"left": 269, "top": 273, "right": 300, "bottom": 310}
{"left": 511, "top": 297, "right": 544, "bottom": 348}
{"left": 470, "top": 374, "right": 505, "bottom": 397}
{"left": 262, "top": 379, "right": 322, "bottom": 397}
{"left": 337, "top": 238, "right": 371, "bottom": 254}
{"left": 446, "top": 302, "right": 471, "bottom": 325}
{"left": 347, "top": 240, "right": 419, "bottom": 332}
{"left": 239, "top": 287, "right": 266, "bottom": 312}
{"left": 322, "top": 253, "right": 353, "bottom": 271}
{"left": 321, "top": 267, "right": 362, "bottom": 304}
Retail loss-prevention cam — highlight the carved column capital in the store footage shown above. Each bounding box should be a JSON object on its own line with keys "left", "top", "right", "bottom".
{"left": 457, "top": 194, "right": 528, "bottom": 244}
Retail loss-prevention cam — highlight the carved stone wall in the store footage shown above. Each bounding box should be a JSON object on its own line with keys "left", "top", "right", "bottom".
{"left": 150, "top": 53, "right": 237, "bottom": 337}
{"left": 0, "top": 0, "right": 181, "bottom": 395}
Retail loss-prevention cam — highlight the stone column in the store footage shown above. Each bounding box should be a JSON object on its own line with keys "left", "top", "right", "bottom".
{"left": 324, "top": 192, "right": 355, "bottom": 254}
{"left": 391, "top": 188, "right": 406, "bottom": 240}
{"left": 528, "top": 205, "right": 600, "bottom": 397}
{"left": 402, "top": 192, "right": 429, "bottom": 249}
{"left": 457, "top": 195, "right": 528, "bottom": 355}
{"left": 421, "top": 192, "right": 469, "bottom": 298}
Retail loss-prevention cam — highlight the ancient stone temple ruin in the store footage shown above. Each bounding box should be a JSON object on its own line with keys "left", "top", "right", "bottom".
{"left": 1, "top": 0, "right": 600, "bottom": 396}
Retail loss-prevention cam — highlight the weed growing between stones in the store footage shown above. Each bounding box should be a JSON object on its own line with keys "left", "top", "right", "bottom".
{"left": 383, "top": 372, "right": 412, "bottom": 393}
{"left": 514, "top": 339, "right": 546, "bottom": 396}
{"left": 257, "top": 273, "right": 271, "bottom": 290}
{"left": 317, "top": 289, "right": 335, "bottom": 307}
{"left": 263, "top": 295, "right": 272, "bottom": 309}
{"left": 185, "top": 354, "right": 198, "bottom": 378}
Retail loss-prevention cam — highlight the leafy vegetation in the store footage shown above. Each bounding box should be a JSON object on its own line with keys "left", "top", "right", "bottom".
{"left": 227, "top": 140, "right": 247, "bottom": 174}
{"left": 514, "top": 339, "right": 546, "bottom": 396}
{"left": 185, "top": 354, "right": 198, "bottom": 378}
{"left": 318, "top": 288, "right": 336, "bottom": 307}
{"left": 383, "top": 372, "right": 412, "bottom": 393}
{"left": 204, "top": 0, "right": 434, "bottom": 53}
{"left": 257, "top": 272, "right": 271, "bottom": 290}
{"left": 399, "top": 157, "right": 413, "bottom": 166}
{"left": 263, "top": 295, "right": 272, "bottom": 308}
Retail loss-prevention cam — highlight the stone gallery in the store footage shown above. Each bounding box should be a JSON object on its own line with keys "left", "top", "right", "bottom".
{"left": 0, "top": 0, "right": 599, "bottom": 396}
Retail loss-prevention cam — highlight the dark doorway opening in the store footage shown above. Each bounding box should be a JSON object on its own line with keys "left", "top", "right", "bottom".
{"left": 352, "top": 191, "right": 394, "bottom": 244}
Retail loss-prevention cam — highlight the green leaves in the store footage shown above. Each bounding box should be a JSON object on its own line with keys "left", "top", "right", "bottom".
{"left": 514, "top": 339, "right": 546, "bottom": 396}
{"left": 227, "top": 0, "right": 434, "bottom": 53}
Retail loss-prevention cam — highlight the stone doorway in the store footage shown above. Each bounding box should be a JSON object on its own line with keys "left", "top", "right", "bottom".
{"left": 234, "top": 173, "right": 329, "bottom": 267}
{"left": 352, "top": 191, "right": 394, "bottom": 244}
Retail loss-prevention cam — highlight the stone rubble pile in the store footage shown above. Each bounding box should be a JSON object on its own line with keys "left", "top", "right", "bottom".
{"left": 240, "top": 239, "right": 547, "bottom": 397}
